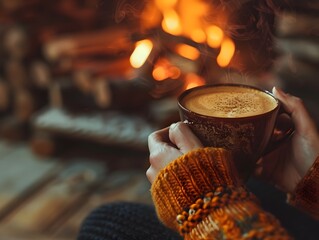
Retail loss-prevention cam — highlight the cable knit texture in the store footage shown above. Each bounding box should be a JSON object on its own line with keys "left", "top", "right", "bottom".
{"left": 151, "top": 147, "right": 292, "bottom": 239}
{"left": 151, "top": 148, "right": 240, "bottom": 230}
{"left": 288, "top": 156, "right": 319, "bottom": 220}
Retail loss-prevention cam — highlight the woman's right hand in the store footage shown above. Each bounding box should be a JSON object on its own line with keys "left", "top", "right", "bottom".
{"left": 146, "top": 122, "right": 203, "bottom": 184}
{"left": 254, "top": 87, "right": 319, "bottom": 193}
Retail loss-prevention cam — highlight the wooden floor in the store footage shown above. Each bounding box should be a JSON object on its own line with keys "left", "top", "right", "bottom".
{"left": 0, "top": 139, "right": 152, "bottom": 240}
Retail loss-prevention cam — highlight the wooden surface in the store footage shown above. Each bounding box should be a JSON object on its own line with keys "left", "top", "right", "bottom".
{"left": 0, "top": 140, "right": 152, "bottom": 240}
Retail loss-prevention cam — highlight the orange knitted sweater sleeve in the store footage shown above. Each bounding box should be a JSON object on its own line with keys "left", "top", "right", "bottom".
{"left": 151, "top": 147, "right": 293, "bottom": 239}
{"left": 288, "top": 156, "right": 319, "bottom": 220}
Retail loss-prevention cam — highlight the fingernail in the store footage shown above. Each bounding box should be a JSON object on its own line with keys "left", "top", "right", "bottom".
{"left": 170, "top": 123, "right": 177, "bottom": 129}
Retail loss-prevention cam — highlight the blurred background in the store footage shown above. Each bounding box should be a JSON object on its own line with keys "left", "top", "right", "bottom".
{"left": 0, "top": 0, "right": 318, "bottom": 239}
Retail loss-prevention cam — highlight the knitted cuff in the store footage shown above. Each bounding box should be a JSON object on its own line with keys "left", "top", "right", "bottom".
{"left": 176, "top": 189, "right": 291, "bottom": 239}
{"left": 288, "top": 156, "right": 319, "bottom": 220}
{"left": 151, "top": 148, "right": 291, "bottom": 239}
{"left": 150, "top": 147, "right": 242, "bottom": 231}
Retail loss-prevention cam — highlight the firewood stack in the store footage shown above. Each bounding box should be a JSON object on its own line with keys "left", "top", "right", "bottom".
{"left": 0, "top": 0, "right": 186, "bottom": 155}
{"left": 272, "top": 0, "right": 319, "bottom": 125}
{"left": 0, "top": 0, "right": 147, "bottom": 143}
{"left": 0, "top": 0, "right": 117, "bottom": 140}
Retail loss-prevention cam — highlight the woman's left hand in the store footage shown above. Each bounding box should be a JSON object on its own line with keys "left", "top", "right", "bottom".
{"left": 146, "top": 122, "right": 203, "bottom": 183}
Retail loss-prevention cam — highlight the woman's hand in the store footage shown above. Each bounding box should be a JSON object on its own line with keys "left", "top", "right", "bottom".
{"left": 255, "top": 87, "right": 319, "bottom": 193}
{"left": 146, "top": 122, "right": 203, "bottom": 183}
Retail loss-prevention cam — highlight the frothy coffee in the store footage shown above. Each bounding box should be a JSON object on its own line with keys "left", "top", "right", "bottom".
{"left": 182, "top": 85, "right": 277, "bottom": 118}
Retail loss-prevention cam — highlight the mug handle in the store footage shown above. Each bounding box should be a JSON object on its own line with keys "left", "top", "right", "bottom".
{"left": 263, "top": 104, "right": 295, "bottom": 155}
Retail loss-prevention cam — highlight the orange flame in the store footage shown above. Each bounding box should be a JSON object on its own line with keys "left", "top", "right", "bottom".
{"left": 152, "top": 58, "right": 181, "bottom": 81}
{"left": 139, "top": 1, "right": 237, "bottom": 74}
{"left": 162, "top": 9, "right": 182, "bottom": 35}
{"left": 206, "top": 25, "right": 224, "bottom": 48}
{"left": 217, "top": 37, "right": 235, "bottom": 67}
{"left": 184, "top": 73, "right": 205, "bottom": 89}
{"left": 175, "top": 44, "right": 200, "bottom": 60}
{"left": 155, "top": 0, "right": 178, "bottom": 11}
{"left": 130, "top": 39, "right": 153, "bottom": 68}
{"left": 190, "top": 29, "right": 206, "bottom": 43}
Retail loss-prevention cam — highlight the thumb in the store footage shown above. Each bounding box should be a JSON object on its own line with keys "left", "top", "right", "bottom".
{"left": 273, "top": 87, "right": 317, "bottom": 136}
{"left": 169, "top": 122, "right": 203, "bottom": 154}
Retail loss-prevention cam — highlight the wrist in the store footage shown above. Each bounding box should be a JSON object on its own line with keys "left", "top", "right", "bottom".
{"left": 151, "top": 147, "right": 242, "bottom": 231}
{"left": 151, "top": 147, "right": 292, "bottom": 239}
{"left": 176, "top": 188, "right": 289, "bottom": 239}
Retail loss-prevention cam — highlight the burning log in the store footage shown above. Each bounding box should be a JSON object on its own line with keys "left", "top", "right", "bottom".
{"left": 43, "top": 28, "right": 134, "bottom": 62}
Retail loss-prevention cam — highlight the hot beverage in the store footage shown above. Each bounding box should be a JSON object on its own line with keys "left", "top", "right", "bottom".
{"left": 181, "top": 85, "right": 277, "bottom": 118}
{"left": 178, "top": 84, "right": 294, "bottom": 180}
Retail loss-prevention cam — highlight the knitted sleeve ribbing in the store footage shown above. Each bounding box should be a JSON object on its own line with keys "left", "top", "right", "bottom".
{"left": 288, "top": 156, "right": 319, "bottom": 220}
{"left": 151, "top": 147, "right": 292, "bottom": 239}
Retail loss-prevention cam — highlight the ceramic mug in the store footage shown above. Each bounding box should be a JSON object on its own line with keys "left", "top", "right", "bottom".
{"left": 178, "top": 84, "right": 294, "bottom": 180}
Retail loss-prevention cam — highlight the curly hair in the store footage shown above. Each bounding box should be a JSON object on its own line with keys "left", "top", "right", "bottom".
{"left": 205, "top": 0, "right": 291, "bottom": 73}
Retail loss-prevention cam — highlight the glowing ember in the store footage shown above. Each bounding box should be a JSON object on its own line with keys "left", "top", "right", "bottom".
{"left": 162, "top": 9, "right": 182, "bottom": 35}
{"left": 217, "top": 37, "right": 235, "bottom": 67}
{"left": 206, "top": 25, "right": 224, "bottom": 48}
{"left": 190, "top": 29, "right": 206, "bottom": 43}
{"left": 134, "top": 0, "right": 237, "bottom": 84}
{"left": 175, "top": 44, "right": 200, "bottom": 60}
{"left": 184, "top": 73, "right": 205, "bottom": 90}
{"left": 155, "top": 0, "right": 178, "bottom": 11}
{"left": 152, "top": 58, "right": 181, "bottom": 81}
{"left": 130, "top": 39, "right": 153, "bottom": 69}
{"left": 178, "top": 0, "right": 208, "bottom": 39}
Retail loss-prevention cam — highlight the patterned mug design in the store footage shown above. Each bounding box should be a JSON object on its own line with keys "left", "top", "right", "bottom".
{"left": 189, "top": 121, "right": 255, "bottom": 155}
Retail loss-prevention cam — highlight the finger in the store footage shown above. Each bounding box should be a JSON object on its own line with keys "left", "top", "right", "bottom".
{"left": 253, "top": 164, "right": 263, "bottom": 177}
{"left": 148, "top": 127, "right": 170, "bottom": 153}
{"left": 149, "top": 143, "right": 181, "bottom": 169}
{"left": 169, "top": 122, "right": 203, "bottom": 154}
{"left": 146, "top": 166, "right": 156, "bottom": 183}
{"left": 273, "top": 87, "right": 317, "bottom": 136}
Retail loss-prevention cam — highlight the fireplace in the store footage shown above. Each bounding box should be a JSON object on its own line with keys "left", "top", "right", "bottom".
{"left": 0, "top": 0, "right": 318, "bottom": 156}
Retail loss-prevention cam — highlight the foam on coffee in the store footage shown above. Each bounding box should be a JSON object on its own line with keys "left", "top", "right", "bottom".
{"left": 182, "top": 85, "right": 277, "bottom": 118}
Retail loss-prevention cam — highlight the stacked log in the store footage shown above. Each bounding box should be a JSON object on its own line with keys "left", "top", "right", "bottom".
{"left": 0, "top": 0, "right": 141, "bottom": 141}
{"left": 0, "top": 24, "right": 48, "bottom": 141}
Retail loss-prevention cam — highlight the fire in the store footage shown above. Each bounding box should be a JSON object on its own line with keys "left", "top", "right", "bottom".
{"left": 184, "top": 73, "right": 205, "bottom": 90}
{"left": 206, "top": 25, "right": 224, "bottom": 48}
{"left": 130, "top": 39, "right": 153, "bottom": 69}
{"left": 190, "top": 29, "right": 206, "bottom": 43}
{"left": 155, "top": 0, "right": 178, "bottom": 11}
{"left": 178, "top": 0, "right": 208, "bottom": 39}
{"left": 162, "top": 9, "right": 182, "bottom": 36}
{"left": 132, "top": 0, "right": 237, "bottom": 83}
{"left": 217, "top": 37, "right": 235, "bottom": 67}
{"left": 175, "top": 44, "right": 200, "bottom": 60}
{"left": 152, "top": 58, "right": 181, "bottom": 81}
